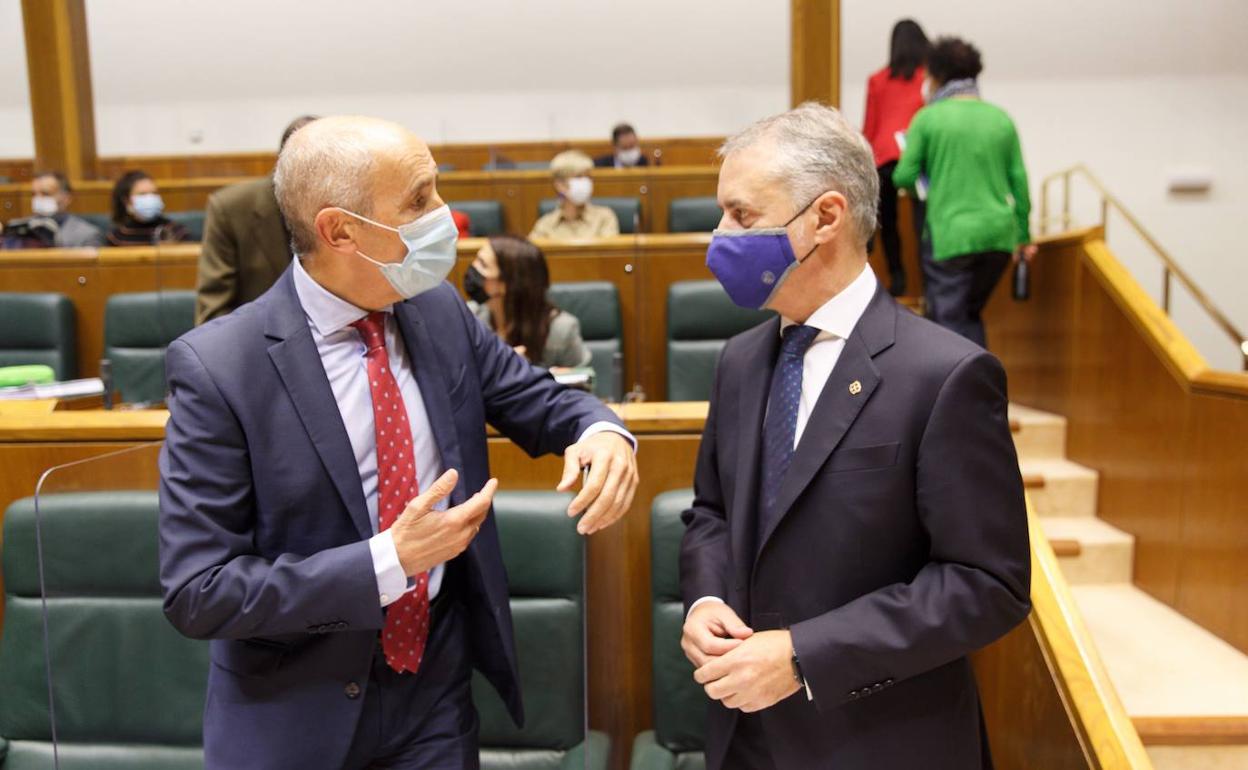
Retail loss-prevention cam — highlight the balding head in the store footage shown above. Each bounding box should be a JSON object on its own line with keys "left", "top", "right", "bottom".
{"left": 274, "top": 115, "right": 433, "bottom": 256}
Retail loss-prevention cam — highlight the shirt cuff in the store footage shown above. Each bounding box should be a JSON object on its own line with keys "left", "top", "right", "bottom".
{"left": 578, "top": 421, "right": 637, "bottom": 453}
{"left": 686, "top": 595, "right": 725, "bottom": 619}
{"left": 369, "top": 530, "right": 409, "bottom": 608}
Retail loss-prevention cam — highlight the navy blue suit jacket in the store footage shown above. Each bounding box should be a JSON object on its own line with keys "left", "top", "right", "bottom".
{"left": 680, "top": 286, "right": 1031, "bottom": 769}
{"left": 158, "top": 269, "right": 621, "bottom": 768}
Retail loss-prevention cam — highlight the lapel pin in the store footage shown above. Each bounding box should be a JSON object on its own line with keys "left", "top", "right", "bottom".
{"left": 849, "top": 380, "right": 862, "bottom": 395}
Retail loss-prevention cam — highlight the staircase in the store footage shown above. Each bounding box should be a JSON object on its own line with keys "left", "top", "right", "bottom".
{"left": 1011, "top": 404, "right": 1248, "bottom": 770}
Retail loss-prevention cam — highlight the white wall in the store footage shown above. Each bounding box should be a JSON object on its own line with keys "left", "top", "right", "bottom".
{"left": 0, "top": 1, "right": 33, "bottom": 159}
{"left": 80, "top": 0, "right": 789, "bottom": 154}
{"left": 842, "top": 2, "right": 1248, "bottom": 370}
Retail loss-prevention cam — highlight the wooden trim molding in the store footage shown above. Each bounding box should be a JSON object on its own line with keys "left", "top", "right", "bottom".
{"left": 20, "top": 0, "right": 98, "bottom": 179}
{"left": 1133, "top": 715, "right": 1248, "bottom": 746}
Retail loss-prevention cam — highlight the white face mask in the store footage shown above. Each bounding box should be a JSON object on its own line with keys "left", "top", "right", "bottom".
{"left": 31, "top": 195, "right": 60, "bottom": 217}
{"left": 564, "top": 176, "right": 593, "bottom": 206}
{"left": 131, "top": 192, "right": 165, "bottom": 222}
{"left": 616, "top": 147, "right": 642, "bottom": 166}
{"left": 340, "top": 204, "right": 458, "bottom": 300}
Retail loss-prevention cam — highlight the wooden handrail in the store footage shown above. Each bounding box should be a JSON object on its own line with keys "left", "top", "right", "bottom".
{"left": 1026, "top": 505, "right": 1155, "bottom": 769}
{"left": 1040, "top": 164, "right": 1247, "bottom": 370}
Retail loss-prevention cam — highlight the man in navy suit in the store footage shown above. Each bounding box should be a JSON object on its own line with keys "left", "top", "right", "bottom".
{"left": 158, "top": 116, "right": 638, "bottom": 769}
{"left": 679, "top": 103, "right": 1030, "bottom": 768}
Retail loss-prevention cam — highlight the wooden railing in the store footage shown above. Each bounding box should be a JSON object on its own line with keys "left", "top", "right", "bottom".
{"left": 1039, "top": 164, "right": 1247, "bottom": 370}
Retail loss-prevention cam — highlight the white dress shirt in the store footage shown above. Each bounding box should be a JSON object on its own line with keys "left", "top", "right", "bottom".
{"left": 688, "top": 264, "right": 878, "bottom": 621}
{"left": 292, "top": 259, "right": 633, "bottom": 608}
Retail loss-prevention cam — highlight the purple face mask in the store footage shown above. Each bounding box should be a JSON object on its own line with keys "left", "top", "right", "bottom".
{"left": 705, "top": 197, "right": 820, "bottom": 310}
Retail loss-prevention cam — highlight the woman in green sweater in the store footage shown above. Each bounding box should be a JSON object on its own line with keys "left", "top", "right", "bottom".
{"left": 893, "top": 37, "right": 1036, "bottom": 347}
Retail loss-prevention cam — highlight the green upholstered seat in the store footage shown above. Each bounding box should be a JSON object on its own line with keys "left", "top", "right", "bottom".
{"left": 165, "top": 211, "right": 205, "bottom": 242}
{"left": 666, "top": 281, "right": 773, "bottom": 401}
{"left": 548, "top": 282, "right": 622, "bottom": 400}
{"left": 103, "top": 291, "right": 196, "bottom": 404}
{"left": 0, "top": 491, "right": 209, "bottom": 769}
{"left": 538, "top": 198, "right": 641, "bottom": 234}
{"left": 629, "top": 490, "right": 707, "bottom": 769}
{"left": 667, "top": 198, "right": 722, "bottom": 233}
{"left": 0, "top": 293, "right": 77, "bottom": 380}
{"left": 477, "top": 491, "right": 609, "bottom": 770}
{"left": 450, "top": 201, "right": 506, "bottom": 236}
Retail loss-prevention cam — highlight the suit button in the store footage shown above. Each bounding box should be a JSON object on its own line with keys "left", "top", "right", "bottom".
{"left": 885, "top": 678, "right": 894, "bottom": 685}
{"left": 344, "top": 682, "right": 361, "bottom": 699}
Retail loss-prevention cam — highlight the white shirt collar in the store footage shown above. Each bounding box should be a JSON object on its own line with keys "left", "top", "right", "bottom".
{"left": 780, "top": 263, "right": 878, "bottom": 340}
{"left": 291, "top": 256, "right": 393, "bottom": 337}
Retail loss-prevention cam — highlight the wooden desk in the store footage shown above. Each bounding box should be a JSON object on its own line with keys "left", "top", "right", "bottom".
{"left": 0, "top": 136, "right": 726, "bottom": 185}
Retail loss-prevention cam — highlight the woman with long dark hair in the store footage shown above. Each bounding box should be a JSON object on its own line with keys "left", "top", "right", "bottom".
{"left": 462, "top": 235, "right": 591, "bottom": 368}
{"left": 107, "top": 170, "right": 189, "bottom": 245}
{"left": 862, "top": 18, "right": 929, "bottom": 295}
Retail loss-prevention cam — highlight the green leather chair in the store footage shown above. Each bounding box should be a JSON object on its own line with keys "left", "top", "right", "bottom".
{"left": 0, "top": 293, "right": 77, "bottom": 380}
{"left": 548, "top": 282, "right": 622, "bottom": 400}
{"left": 165, "top": 211, "right": 206, "bottom": 242}
{"left": 103, "top": 291, "right": 196, "bottom": 404}
{"left": 538, "top": 198, "right": 641, "bottom": 234}
{"left": 0, "top": 491, "right": 209, "bottom": 768}
{"left": 449, "top": 201, "right": 506, "bottom": 237}
{"left": 667, "top": 198, "right": 722, "bottom": 233}
{"left": 666, "top": 281, "right": 773, "bottom": 401}
{"left": 477, "top": 491, "right": 609, "bottom": 770}
{"left": 631, "top": 490, "right": 706, "bottom": 770}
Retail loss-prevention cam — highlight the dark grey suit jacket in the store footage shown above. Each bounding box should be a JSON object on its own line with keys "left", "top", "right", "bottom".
{"left": 680, "top": 285, "right": 1031, "bottom": 770}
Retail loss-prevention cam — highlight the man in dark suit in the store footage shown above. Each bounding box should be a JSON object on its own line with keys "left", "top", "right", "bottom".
{"left": 679, "top": 102, "right": 1030, "bottom": 769}
{"left": 160, "top": 115, "right": 638, "bottom": 769}
{"left": 194, "top": 115, "right": 318, "bottom": 325}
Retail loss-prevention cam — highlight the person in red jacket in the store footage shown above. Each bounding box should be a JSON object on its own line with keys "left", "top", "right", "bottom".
{"left": 862, "top": 18, "right": 929, "bottom": 296}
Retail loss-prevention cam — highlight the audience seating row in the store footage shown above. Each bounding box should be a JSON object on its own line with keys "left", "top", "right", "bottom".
{"left": 0, "top": 490, "right": 610, "bottom": 769}
{"left": 61, "top": 197, "right": 722, "bottom": 243}
{"left": 0, "top": 279, "right": 767, "bottom": 405}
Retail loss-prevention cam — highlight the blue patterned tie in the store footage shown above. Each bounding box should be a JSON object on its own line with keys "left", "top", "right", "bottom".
{"left": 757, "top": 324, "right": 821, "bottom": 552}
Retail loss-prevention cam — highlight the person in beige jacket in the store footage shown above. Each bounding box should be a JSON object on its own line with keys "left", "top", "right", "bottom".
{"left": 194, "top": 116, "right": 317, "bottom": 325}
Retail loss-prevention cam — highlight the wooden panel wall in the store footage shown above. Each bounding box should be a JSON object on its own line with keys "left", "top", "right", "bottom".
{"left": 0, "top": 136, "right": 725, "bottom": 185}
{"left": 985, "top": 229, "right": 1248, "bottom": 654}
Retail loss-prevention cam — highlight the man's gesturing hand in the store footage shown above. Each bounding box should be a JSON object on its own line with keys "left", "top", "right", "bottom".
{"left": 390, "top": 469, "right": 497, "bottom": 576}
{"left": 681, "top": 600, "right": 754, "bottom": 668}
{"left": 556, "top": 431, "right": 638, "bottom": 536}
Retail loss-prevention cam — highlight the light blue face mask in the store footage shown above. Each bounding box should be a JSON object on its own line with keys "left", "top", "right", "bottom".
{"left": 131, "top": 192, "right": 165, "bottom": 222}
{"left": 341, "top": 204, "right": 458, "bottom": 299}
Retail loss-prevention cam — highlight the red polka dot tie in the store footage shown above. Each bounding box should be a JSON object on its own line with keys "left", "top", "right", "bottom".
{"left": 351, "top": 311, "right": 430, "bottom": 674}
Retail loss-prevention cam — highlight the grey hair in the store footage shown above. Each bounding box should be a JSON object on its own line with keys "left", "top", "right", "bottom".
{"left": 274, "top": 115, "right": 406, "bottom": 256}
{"left": 719, "top": 101, "right": 879, "bottom": 245}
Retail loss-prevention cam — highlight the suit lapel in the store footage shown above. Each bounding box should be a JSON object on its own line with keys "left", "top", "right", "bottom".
{"left": 730, "top": 319, "right": 780, "bottom": 587}
{"left": 755, "top": 287, "right": 899, "bottom": 562}
{"left": 264, "top": 271, "right": 374, "bottom": 540}
{"left": 394, "top": 301, "right": 468, "bottom": 507}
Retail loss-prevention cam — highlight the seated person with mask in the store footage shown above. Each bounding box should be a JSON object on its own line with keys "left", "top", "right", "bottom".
{"left": 594, "top": 123, "right": 650, "bottom": 168}
{"left": 107, "top": 170, "right": 190, "bottom": 245}
{"left": 0, "top": 171, "right": 105, "bottom": 249}
{"left": 529, "top": 150, "right": 620, "bottom": 240}
{"left": 463, "top": 235, "right": 592, "bottom": 369}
